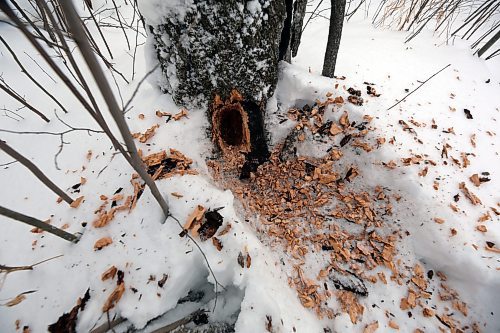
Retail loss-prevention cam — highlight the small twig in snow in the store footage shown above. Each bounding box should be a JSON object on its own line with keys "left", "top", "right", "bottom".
{"left": 167, "top": 214, "right": 225, "bottom": 313}
{"left": 387, "top": 64, "right": 451, "bottom": 111}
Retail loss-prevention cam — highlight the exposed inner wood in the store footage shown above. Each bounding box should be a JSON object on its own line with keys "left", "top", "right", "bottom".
{"left": 211, "top": 93, "right": 251, "bottom": 155}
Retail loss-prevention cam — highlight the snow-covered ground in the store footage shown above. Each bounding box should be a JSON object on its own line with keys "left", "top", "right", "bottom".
{"left": 0, "top": 1, "right": 498, "bottom": 332}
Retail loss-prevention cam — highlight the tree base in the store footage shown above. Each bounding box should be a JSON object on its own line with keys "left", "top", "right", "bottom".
{"left": 211, "top": 90, "right": 270, "bottom": 179}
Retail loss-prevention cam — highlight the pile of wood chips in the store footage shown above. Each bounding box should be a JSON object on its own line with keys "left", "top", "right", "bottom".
{"left": 209, "top": 91, "right": 481, "bottom": 332}
{"left": 141, "top": 148, "right": 198, "bottom": 180}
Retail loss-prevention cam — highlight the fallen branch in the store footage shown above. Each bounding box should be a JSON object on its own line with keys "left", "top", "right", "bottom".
{"left": 387, "top": 63, "right": 451, "bottom": 111}
{"left": 0, "top": 205, "right": 79, "bottom": 243}
{"left": 0, "top": 254, "right": 63, "bottom": 274}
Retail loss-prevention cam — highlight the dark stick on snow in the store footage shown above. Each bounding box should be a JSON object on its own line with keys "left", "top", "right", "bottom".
{"left": 0, "top": 254, "right": 63, "bottom": 273}
{"left": 149, "top": 309, "right": 206, "bottom": 333}
{"left": 0, "top": 140, "right": 74, "bottom": 204}
{"left": 0, "top": 205, "right": 78, "bottom": 243}
{"left": 387, "top": 63, "right": 451, "bottom": 111}
{"left": 58, "top": 0, "right": 170, "bottom": 218}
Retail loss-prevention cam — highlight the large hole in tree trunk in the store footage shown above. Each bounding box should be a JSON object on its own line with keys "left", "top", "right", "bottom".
{"left": 212, "top": 100, "right": 251, "bottom": 154}
{"left": 211, "top": 91, "right": 269, "bottom": 179}
{"left": 219, "top": 107, "right": 244, "bottom": 146}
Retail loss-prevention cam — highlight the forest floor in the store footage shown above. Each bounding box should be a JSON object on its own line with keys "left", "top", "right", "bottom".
{"left": 0, "top": 1, "right": 499, "bottom": 333}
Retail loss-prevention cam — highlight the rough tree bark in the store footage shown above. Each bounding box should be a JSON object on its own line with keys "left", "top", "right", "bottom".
{"left": 143, "top": 0, "right": 306, "bottom": 177}
{"left": 290, "top": 0, "right": 308, "bottom": 58}
{"left": 322, "top": 0, "right": 347, "bottom": 78}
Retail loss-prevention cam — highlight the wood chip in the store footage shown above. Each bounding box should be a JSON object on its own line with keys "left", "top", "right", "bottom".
{"left": 173, "top": 109, "right": 188, "bottom": 121}
{"left": 329, "top": 123, "right": 343, "bottom": 136}
{"left": 5, "top": 294, "right": 26, "bottom": 307}
{"left": 459, "top": 182, "right": 482, "bottom": 205}
{"left": 485, "top": 244, "right": 500, "bottom": 254}
{"left": 423, "top": 308, "right": 434, "bottom": 317}
{"left": 364, "top": 321, "right": 379, "bottom": 333}
{"left": 339, "top": 111, "right": 350, "bottom": 128}
{"left": 218, "top": 223, "right": 232, "bottom": 237}
{"left": 388, "top": 320, "right": 399, "bottom": 330}
{"left": 184, "top": 205, "right": 206, "bottom": 230}
{"left": 476, "top": 225, "right": 487, "bottom": 232}
{"left": 101, "top": 266, "right": 117, "bottom": 281}
{"left": 70, "top": 196, "right": 84, "bottom": 208}
{"left": 133, "top": 124, "right": 159, "bottom": 143}
{"left": 469, "top": 174, "right": 481, "bottom": 187}
{"left": 212, "top": 237, "right": 223, "bottom": 251}
{"left": 94, "top": 237, "right": 113, "bottom": 250}
{"left": 433, "top": 217, "right": 445, "bottom": 224}
{"left": 102, "top": 282, "right": 125, "bottom": 312}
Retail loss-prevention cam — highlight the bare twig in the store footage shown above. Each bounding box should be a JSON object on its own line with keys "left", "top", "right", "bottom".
{"left": 24, "top": 52, "right": 57, "bottom": 83}
{"left": 0, "top": 205, "right": 79, "bottom": 242}
{"left": 0, "top": 160, "right": 18, "bottom": 167}
{"left": 111, "top": 0, "right": 130, "bottom": 50}
{"left": 0, "top": 110, "right": 104, "bottom": 170}
{"left": 9, "top": 0, "right": 51, "bottom": 46}
{"left": 58, "top": 0, "right": 170, "bottom": 218}
{"left": 477, "top": 27, "right": 500, "bottom": 57}
{"left": 0, "top": 254, "right": 63, "bottom": 273}
{"left": 0, "top": 35, "right": 68, "bottom": 113}
{"left": 123, "top": 64, "right": 159, "bottom": 113}
{"left": 387, "top": 63, "right": 451, "bottom": 110}
{"left": 302, "top": 0, "right": 325, "bottom": 32}
{"left": 0, "top": 139, "right": 74, "bottom": 204}
{"left": 84, "top": 1, "right": 114, "bottom": 59}
{"left": 0, "top": 78, "right": 50, "bottom": 122}
{"left": 167, "top": 214, "right": 224, "bottom": 312}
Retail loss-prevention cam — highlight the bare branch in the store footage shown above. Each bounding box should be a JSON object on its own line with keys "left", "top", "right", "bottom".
{"left": 0, "top": 35, "right": 68, "bottom": 113}
{"left": 0, "top": 205, "right": 79, "bottom": 243}
{"left": 58, "top": 0, "right": 170, "bottom": 219}
{"left": 0, "top": 139, "right": 74, "bottom": 204}
{"left": 0, "top": 78, "right": 50, "bottom": 122}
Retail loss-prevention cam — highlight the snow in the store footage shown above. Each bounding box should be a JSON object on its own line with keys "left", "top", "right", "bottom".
{"left": 0, "top": 1, "right": 499, "bottom": 332}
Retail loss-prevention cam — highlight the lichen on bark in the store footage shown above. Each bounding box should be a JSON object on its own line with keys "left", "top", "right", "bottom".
{"left": 148, "top": 0, "right": 286, "bottom": 108}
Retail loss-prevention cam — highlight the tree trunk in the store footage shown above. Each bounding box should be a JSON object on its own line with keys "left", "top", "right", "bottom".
{"left": 290, "top": 0, "right": 308, "bottom": 58}
{"left": 322, "top": 0, "right": 346, "bottom": 78}
{"left": 144, "top": 1, "right": 291, "bottom": 177}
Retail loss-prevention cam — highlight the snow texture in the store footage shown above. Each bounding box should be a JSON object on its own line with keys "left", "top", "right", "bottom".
{"left": 0, "top": 1, "right": 498, "bottom": 332}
